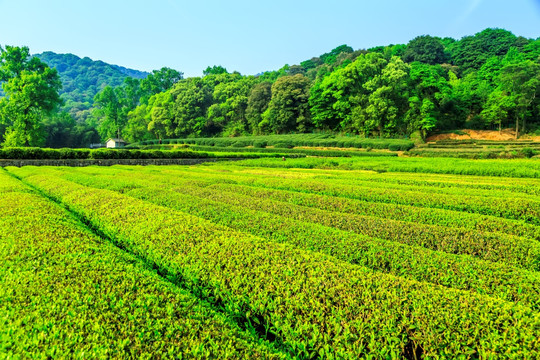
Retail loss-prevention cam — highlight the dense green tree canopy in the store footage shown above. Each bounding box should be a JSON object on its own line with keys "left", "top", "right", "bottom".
{"left": 309, "top": 52, "right": 388, "bottom": 132}
{"left": 140, "top": 67, "right": 183, "bottom": 103}
{"left": 450, "top": 28, "right": 526, "bottom": 72}
{"left": 203, "top": 65, "right": 228, "bottom": 76}
{"left": 402, "top": 35, "right": 447, "bottom": 65}
{"left": 246, "top": 82, "right": 272, "bottom": 134}
{"left": 498, "top": 59, "right": 540, "bottom": 136}
{"left": 2, "top": 28, "right": 540, "bottom": 148}
{"left": 0, "top": 46, "right": 62, "bottom": 146}
{"left": 261, "top": 74, "right": 311, "bottom": 134}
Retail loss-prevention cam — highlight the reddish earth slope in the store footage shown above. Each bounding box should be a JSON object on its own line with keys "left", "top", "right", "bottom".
{"left": 427, "top": 129, "right": 540, "bottom": 142}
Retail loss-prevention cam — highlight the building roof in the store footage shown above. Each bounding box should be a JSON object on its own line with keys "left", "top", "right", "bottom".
{"left": 106, "top": 138, "right": 127, "bottom": 143}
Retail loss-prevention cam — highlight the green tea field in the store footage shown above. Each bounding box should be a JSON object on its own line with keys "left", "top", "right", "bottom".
{"left": 1, "top": 157, "right": 540, "bottom": 358}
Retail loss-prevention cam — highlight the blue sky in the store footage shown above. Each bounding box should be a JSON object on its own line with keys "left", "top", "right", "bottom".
{"left": 0, "top": 0, "right": 539, "bottom": 77}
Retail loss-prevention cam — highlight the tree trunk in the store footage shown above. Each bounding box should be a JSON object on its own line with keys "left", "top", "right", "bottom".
{"left": 523, "top": 94, "right": 535, "bottom": 136}
{"left": 515, "top": 115, "right": 519, "bottom": 140}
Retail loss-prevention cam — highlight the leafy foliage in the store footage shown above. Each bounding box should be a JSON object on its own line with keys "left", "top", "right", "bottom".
{"left": 0, "top": 46, "right": 62, "bottom": 146}
{"left": 402, "top": 35, "right": 448, "bottom": 65}
{"left": 36, "top": 51, "right": 148, "bottom": 105}
{"left": 261, "top": 74, "right": 311, "bottom": 134}
{"left": 0, "top": 171, "right": 282, "bottom": 359}
{"left": 8, "top": 163, "right": 540, "bottom": 358}
{"left": 2, "top": 28, "right": 540, "bottom": 148}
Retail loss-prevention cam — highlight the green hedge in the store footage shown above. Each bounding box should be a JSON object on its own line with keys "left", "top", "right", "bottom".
{"left": 189, "top": 145, "right": 397, "bottom": 157}
{"left": 0, "top": 147, "right": 258, "bottom": 160}
{"left": 407, "top": 149, "right": 539, "bottom": 159}
{"left": 133, "top": 134, "right": 414, "bottom": 151}
{"left": 0, "top": 147, "right": 92, "bottom": 159}
{"left": 229, "top": 156, "right": 540, "bottom": 178}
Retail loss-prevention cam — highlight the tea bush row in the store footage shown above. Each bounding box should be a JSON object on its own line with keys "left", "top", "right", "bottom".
{"left": 0, "top": 147, "right": 285, "bottom": 160}
{"left": 49, "top": 168, "right": 540, "bottom": 310}
{"left": 146, "top": 165, "right": 540, "bottom": 224}
{"left": 229, "top": 157, "right": 540, "bottom": 178}
{"left": 134, "top": 134, "right": 414, "bottom": 151}
{"left": 10, "top": 168, "right": 540, "bottom": 358}
{"left": 0, "top": 171, "right": 281, "bottom": 359}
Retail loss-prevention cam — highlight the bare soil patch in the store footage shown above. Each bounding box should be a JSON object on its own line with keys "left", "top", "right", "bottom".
{"left": 427, "top": 129, "right": 540, "bottom": 142}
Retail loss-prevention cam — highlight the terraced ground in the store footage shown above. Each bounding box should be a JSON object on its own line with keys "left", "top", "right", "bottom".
{"left": 1, "top": 156, "right": 540, "bottom": 358}
{"left": 408, "top": 139, "right": 540, "bottom": 159}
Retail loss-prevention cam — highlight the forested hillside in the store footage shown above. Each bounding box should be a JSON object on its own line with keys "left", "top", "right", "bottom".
{"left": 101, "top": 28, "right": 540, "bottom": 144}
{"left": 35, "top": 52, "right": 149, "bottom": 122}
{"left": 1, "top": 28, "right": 539, "bottom": 148}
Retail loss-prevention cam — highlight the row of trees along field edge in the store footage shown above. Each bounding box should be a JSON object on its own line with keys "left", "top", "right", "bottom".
{"left": 0, "top": 28, "right": 539, "bottom": 148}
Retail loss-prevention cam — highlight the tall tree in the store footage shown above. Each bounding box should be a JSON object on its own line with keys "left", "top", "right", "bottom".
{"left": 140, "top": 67, "right": 183, "bottom": 103}
{"left": 451, "top": 28, "right": 522, "bottom": 72}
{"left": 147, "top": 92, "right": 174, "bottom": 139}
{"left": 481, "top": 90, "right": 515, "bottom": 132}
{"left": 261, "top": 74, "right": 311, "bottom": 134}
{"left": 0, "top": 45, "right": 62, "bottom": 146}
{"left": 246, "top": 82, "right": 272, "bottom": 134}
{"left": 203, "top": 65, "right": 228, "bottom": 76}
{"left": 498, "top": 59, "right": 540, "bottom": 138}
{"left": 93, "top": 86, "right": 124, "bottom": 140}
{"left": 207, "top": 76, "right": 256, "bottom": 136}
{"left": 124, "top": 104, "right": 151, "bottom": 143}
{"left": 170, "top": 78, "right": 213, "bottom": 137}
{"left": 405, "top": 62, "right": 454, "bottom": 137}
{"left": 403, "top": 35, "right": 447, "bottom": 65}
{"left": 362, "top": 57, "right": 410, "bottom": 136}
{"left": 309, "top": 52, "right": 387, "bottom": 132}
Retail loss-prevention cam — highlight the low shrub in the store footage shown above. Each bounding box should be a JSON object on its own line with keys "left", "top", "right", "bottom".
{"left": 521, "top": 147, "right": 536, "bottom": 158}
{"left": 273, "top": 142, "right": 294, "bottom": 149}
{"left": 253, "top": 140, "right": 267, "bottom": 148}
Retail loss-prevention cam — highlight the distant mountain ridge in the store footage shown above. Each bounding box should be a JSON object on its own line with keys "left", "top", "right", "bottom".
{"left": 35, "top": 51, "right": 149, "bottom": 105}
{"left": 110, "top": 64, "right": 149, "bottom": 80}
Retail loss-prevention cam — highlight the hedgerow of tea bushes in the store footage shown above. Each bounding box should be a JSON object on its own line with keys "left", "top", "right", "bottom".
{"left": 0, "top": 171, "right": 282, "bottom": 359}
{"left": 49, "top": 168, "right": 540, "bottom": 310}
{"left": 10, "top": 168, "right": 540, "bottom": 359}
{"left": 228, "top": 156, "right": 540, "bottom": 178}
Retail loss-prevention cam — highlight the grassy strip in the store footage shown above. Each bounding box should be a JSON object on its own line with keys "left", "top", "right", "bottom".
{"left": 212, "top": 163, "right": 540, "bottom": 190}
{"left": 0, "top": 171, "right": 281, "bottom": 359}
{"left": 10, "top": 167, "right": 540, "bottom": 358}
{"left": 50, "top": 167, "right": 540, "bottom": 310}
{"left": 430, "top": 140, "right": 540, "bottom": 146}
{"left": 297, "top": 175, "right": 540, "bottom": 202}
{"left": 406, "top": 149, "right": 538, "bottom": 159}
{"left": 226, "top": 157, "right": 540, "bottom": 178}
{"left": 194, "top": 165, "right": 540, "bottom": 203}
{"left": 171, "top": 162, "right": 540, "bottom": 196}
{"left": 295, "top": 168, "right": 540, "bottom": 196}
